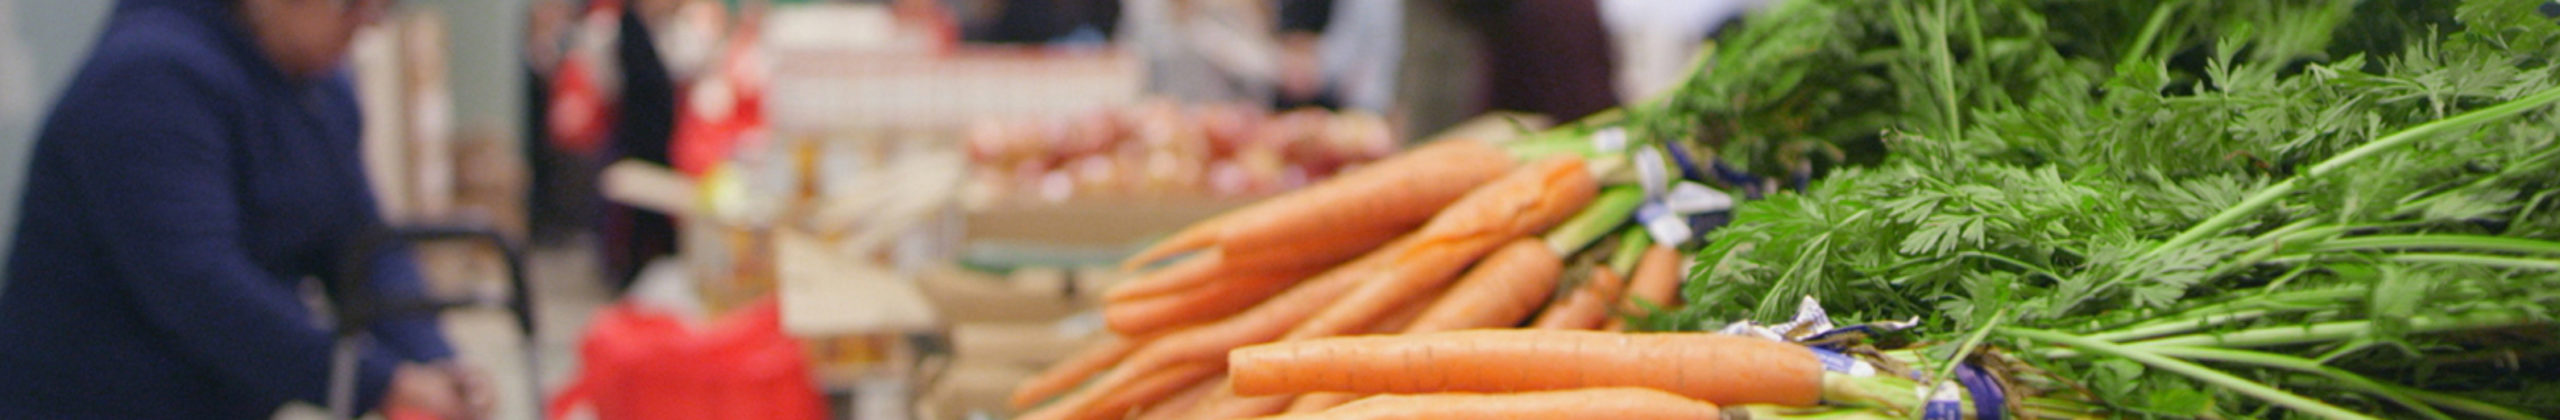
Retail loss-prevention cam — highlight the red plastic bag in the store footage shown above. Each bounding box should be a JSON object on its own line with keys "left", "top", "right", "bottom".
{"left": 547, "top": 297, "right": 824, "bottom": 420}
{"left": 548, "top": 56, "right": 613, "bottom": 157}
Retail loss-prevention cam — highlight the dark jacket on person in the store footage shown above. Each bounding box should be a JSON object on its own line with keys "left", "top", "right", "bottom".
{"left": 0, "top": 0, "right": 452, "bottom": 416}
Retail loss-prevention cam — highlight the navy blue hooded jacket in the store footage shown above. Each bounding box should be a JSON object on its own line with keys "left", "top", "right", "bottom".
{"left": 0, "top": 0, "right": 453, "bottom": 417}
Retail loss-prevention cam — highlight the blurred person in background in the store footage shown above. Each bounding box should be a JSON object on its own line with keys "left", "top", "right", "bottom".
{"left": 1272, "top": 0, "right": 1402, "bottom": 115}
{"left": 1599, "top": 0, "right": 1768, "bottom": 102}
{"left": 966, "top": 0, "right": 1120, "bottom": 44}
{"left": 525, "top": 0, "right": 586, "bottom": 247}
{"left": 1397, "top": 0, "right": 1619, "bottom": 136}
{"left": 0, "top": 0, "right": 491, "bottom": 417}
{"left": 1473, "top": 0, "right": 1621, "bottom": 125}
{"left": 1272, "top": 0, "right": 1337, "bottom": 110}
{"left": 1123, "top": 0, "right": 1279, "bottom": 105}
{"left": 0, "top": 4, "right": 31, "bottom": 143}
{"left": 553, "top": 0, "right": 686, "bottom": 293}
{"left": 1314, "top": 0, "right": 1400, "bottom": 114}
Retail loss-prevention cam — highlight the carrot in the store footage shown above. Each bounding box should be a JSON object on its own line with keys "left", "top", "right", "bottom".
{"left": 1216, "top": 226, "right": 1402, "bottom": 274}
{"left": 1285, "top": 243, "right": 1583, "bottom": 418}
{"left": 1606, "top": 245, "right": 1684, "bottom": 331}
{"left": 1228, "top": 330, "right": 1824, "bottom": 407}
{"left": 1122, "top": 139, "right": 1516, "bottom": 269}
{"left": 1135, "top": 375, "right": 1220, "bottom": 420}
{"left": 1283, "top": 392, "right": 1362, "bottom": 414}
{"left": 1084, "top": 363, "right": 1222, "bottom": 420}
{"left": 1105, "top": 265, "right": 1322, "bottom": 336}
{"left": 1534, "top": 267, "right": 1626, "bottom": 330}
{"left": 1251, "top": 387, "right": 1724, "bottom": 420}
{"left": 1106, "top": 253, "right": 1227, "bottom": 302}
{"left": 1121, "top": 212, "right": 1232, "bottom": 271}
{"left": 1017, "top": 362, "right": 1220, "bottom": 420}
{"left": 1187, "top": 380, "right": 1298, "bottom": 420}
{"left": 1283, "top": 156, "right": 1597, "bottom": 341}
{"left": 1399, "top": 239, "right": 1563, "bottom": 333}
{"left": 1364, "top": 289, "right": 1437, "bottom": 335}
{"left": 1010, "top": 335, "right": 1143, "bottom": 409}
{"left": 1040, "top": 238, "right": 1410, "bottom": 419}
{"left": 1270, "top": 241, "right": 1522, "bottom": 417}
{"left": 1112, "top": 228, "right": 1399, "bottom": 303}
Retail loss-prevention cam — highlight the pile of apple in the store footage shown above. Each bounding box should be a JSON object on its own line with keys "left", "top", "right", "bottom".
{"left": 966, "top": 101, "right": 1396, "bottom": 201}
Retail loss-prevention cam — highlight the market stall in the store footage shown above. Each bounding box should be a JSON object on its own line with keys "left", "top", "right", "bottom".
{"left": 498, "top": 0, "right": 2560, "bottom": 419}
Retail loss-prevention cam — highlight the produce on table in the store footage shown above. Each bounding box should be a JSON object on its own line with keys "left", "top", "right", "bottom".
{"left": 1011, "top": 0, "right": 2559, "bottom": 418}
{"left": 965, "top": 103, "right": 1395, "bottom": 200}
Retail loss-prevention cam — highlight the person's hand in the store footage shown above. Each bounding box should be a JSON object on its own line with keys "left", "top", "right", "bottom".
{"left": 435, "top": 362, "right": 496, "bottom": 420}
{"left": 1277, "top": 35, "right": 1326, "bottom": 102}
{"left": 388, "top": 364, "right": 469, "bottom": 420}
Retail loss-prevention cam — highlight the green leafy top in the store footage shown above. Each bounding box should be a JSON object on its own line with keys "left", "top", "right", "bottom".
{"left": 1663, "top": 0, "right": 2560, "bottom": 417}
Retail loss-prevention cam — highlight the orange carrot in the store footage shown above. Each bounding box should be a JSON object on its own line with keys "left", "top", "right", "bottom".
{"left": 1216, "top": 226, "right": 1403, "bottom": 274}
{"left": 1214, "top": 139, "right": 1516, "bottom": 255}
{"left": 1122, "top": 139, "right": 1516, "bottom": 269}
{"left": 1229, "top": 330, "right": 1824, "bottom": 407}
{"left": 1283, "top": 156, "right": 1597, "bottom": 341}
{"left": 1283, "top": 392, "right": 1362, "bottom": 414}
{"left": 1294, "top": 239, "right": 1567, "bottom": 416}
{"left": 1040, "top": 238, "right": 1409, "bottom": 419}
{"left": 1112, "top": 228, "right": 1398, "bottom": 303}
{"left": 1399, "top": 239, "right": 1563, "bottom": 333}
{"left": 1135, "top": 376, "right": 1220, "bottom": 420}
{"left": 1122, "top": 213, "right": 1233, "bottom": 271}
{"left": 1017, "top": 362, "right": 1220, "bottom": 420}
{"left": 1107, "top": 253, "right": 1227, "bottom": 302}
{"left": 1534, "top": 267, "right": 1626, "bottom": 330}
{"left": 1010, "top": 335, "right": 1143, "bottom": 409}
{"left": 1252, "top": 387, "right": 1724, "bottom": 420}
{"left": 1105, "top": 264, "right": 1324, "bottom": 336}
{"left": 1083, "top": 363, "right": 1222, "bottom": 420}
{"left": 1606, "top": 245, "right": 1684, "bottom": 331}
{"left": 1364, "top": 289, "right": 1438, "bottom": 335}
{"left": 1187, "top": 380, "right": 1298, "bottom": 420}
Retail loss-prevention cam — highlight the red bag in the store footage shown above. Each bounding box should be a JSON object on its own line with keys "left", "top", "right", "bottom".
{"left": 548, "top": 56, "right": 612, "bottom": 157}
{"left": 547, "top": 297, "right": 824, "bottom": 420}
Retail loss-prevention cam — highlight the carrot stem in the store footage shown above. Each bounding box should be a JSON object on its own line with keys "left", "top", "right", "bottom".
{"left": 1546, "top": 186, "right": 1646, "bottom": 256}
{"left": 2141, "top": 346, "right": 2453, "bottom": 420}
{"left": 2000, "top": 327, "right": 2376, "bottom": 420}
{"left": 1608, "top": 228, "right": 1653, "bottom": 275}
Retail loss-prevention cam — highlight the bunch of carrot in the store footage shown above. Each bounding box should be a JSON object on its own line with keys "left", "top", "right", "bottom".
{"left": 1003, "top": 136, "right": 1723, "bottom": 420}
{"left": 1227, "top": 329, "right": 2122, "bottom": 420}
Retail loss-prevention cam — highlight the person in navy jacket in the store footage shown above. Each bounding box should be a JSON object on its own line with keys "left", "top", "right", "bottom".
{"left": 0, "top": 0, "right": 490, "bottom": 417}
